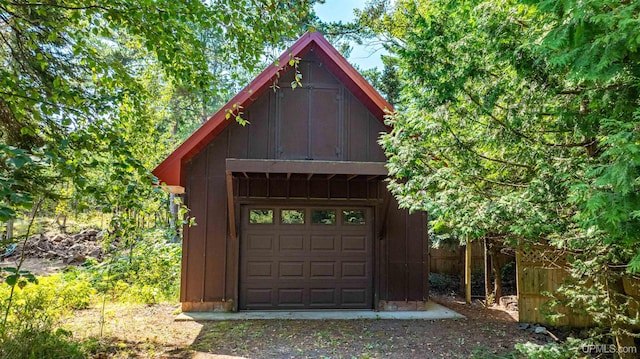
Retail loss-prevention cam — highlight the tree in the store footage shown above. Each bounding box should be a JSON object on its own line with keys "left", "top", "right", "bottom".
{"left": 379, "top": 56, "right": 401, "bottom": 107}
{"left": 0, "top": 0, "right": 317, "bottom": 223}
{"left": 1, "top": 0, "right": 319, "bottom": 349}
{"left": 361, "top": 0, "right": 640, "bottom": 354}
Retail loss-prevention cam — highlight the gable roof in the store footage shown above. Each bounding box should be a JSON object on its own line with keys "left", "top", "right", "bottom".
{"left": 152, "top": 31, "right": 393, "bottom": 187}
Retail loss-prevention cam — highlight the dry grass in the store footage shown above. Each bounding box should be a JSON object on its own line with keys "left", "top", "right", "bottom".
{"left": 60, "top": 297, "right": 545, "bottom": 358}
{"left": 62, "top": 303, "right": 201, "bottom": 358}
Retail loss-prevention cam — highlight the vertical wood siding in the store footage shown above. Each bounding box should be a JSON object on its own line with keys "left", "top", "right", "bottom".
{"left": 180, "top": 52, "right": 427, "bottom": 305}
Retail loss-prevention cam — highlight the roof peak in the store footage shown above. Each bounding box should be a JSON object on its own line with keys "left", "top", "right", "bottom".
{"left": 152, "top": 31, "right": 392, "bottom": 187}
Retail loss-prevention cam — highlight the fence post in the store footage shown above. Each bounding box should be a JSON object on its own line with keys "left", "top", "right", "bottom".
{"left": 484, "top": 237, "right": 491, "bottom": 303}
{"left": 465, "top": 236, "right": 472, "bottom": 304}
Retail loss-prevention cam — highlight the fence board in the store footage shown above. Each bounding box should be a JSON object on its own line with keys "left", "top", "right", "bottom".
{"left": 517, "top": 246, "right": 587, "bottom": 326}
{"left": 430, "top": 242, "right": 485, "bottom": 275}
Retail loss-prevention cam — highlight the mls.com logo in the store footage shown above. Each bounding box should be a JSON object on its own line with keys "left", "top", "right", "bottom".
{"left": 581, "top": 344, "right": 637, "bottom": 355}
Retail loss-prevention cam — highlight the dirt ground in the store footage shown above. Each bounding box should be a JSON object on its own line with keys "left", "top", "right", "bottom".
{"left": 62, "top": 295, "right": 546, "bottom": 359}
{"left": 0, "top": 256, "right": 67, "bottom": 275}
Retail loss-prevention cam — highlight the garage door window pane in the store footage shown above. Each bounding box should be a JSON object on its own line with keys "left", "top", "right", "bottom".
{"left": 343, "top": 210, "right": 366, "bottom": 225}
{"left": 249, "top": 209, "right": 273, "bottom": 224}
{"left": 282, "top": 209, "right": 305, "bottom": 224}
{"left": 311, "top": 209, "right": 336, "bottom": 225}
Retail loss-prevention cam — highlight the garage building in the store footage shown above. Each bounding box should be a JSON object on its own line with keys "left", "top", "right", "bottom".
{"left": 153, "top": 32, "right": 429, "bottom": 312}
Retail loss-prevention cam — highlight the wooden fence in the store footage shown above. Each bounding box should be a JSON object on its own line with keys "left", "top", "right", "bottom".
{"left": 430, "top": 241, "right": 485, "bottom": 275}
{"left": 517, "top": 245, "right": 640, "bottom": 327}
{"left": 516, "top": 245, "right": 586, "bottom": 326}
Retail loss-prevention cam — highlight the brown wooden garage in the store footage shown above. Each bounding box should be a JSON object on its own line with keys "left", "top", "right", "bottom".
{"left": 153, "top": 32, "right": 429, "bottom": 312}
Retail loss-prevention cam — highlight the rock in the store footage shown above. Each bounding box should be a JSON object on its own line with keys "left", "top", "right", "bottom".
{"left": 534, "top": 326, "right": 548, "bottom": 335}
{"left": 12, "top": 229, "right": 105, "bottom": 264}
{"left": 88, "top": 248, "right": 102, "bottom": 258}
{"left": 36, "top": 239, "right": 51, "bottom": 252}
{"left": 518, "top": 323, "right": 530, "bottom": 330}
{"left": 28, "top": 234, "right": 42, "bottom": 241}
{"left": 73, "top": 253, "right": 86, "bottom": 263}
{"left": 65, "top": 253, "right": 86, "bottom": 264}
{"left": 80, "top": 229, "right": 99, "bottom": 237}
{"left": 96, "top": 231, "right": 104, "bottom": 240}
{"left": 499, "top": 295, "right": 518, "bottom": 311}
{"left": 69, "top": 243, "right": 84, "bottom": 253}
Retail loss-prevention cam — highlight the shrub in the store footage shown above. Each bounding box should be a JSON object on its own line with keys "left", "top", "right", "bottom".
{"left": 429, "top": 273, "right": 461, "bottom": 294}
{"left": 0, "top": 273, "right": 94, "bottom": 359}
{"left": 0, "top": 273, "right": 94, "bottom": 327}
{"left": 514, "top": 340, "right": 584, "bottom": 359}
{"left": 85, "top": 229, "right": 181, "bottom": 304}
{"left": 0, "top": 327, "right": 86, "bottom": 359}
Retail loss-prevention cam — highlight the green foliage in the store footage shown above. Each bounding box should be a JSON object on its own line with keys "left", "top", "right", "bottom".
{"left": 82, "top": 229, "right": 182, "bottom": 303}
{"left": 250, "top": 209, "right": 274, "bottom": 224}
{"left": 359, "top": 0, "right": 640, "bottom": 352}
{"left": 379, "top": 57, "right": 401, "bottom": 107}
{"left": 0, "top": 144, "right": 45, "bottom": 223}
{"left": 0, "top": 267, "right": 37, "bottom": 288}
{"left": 0, "top": 327, "right": 86, "bottom": 359}
{"left": 514, "top": 339, "right": 584, "bottom": 359}
{"left": 0, "top": 273, "right": 94, "bottom": 358}
{"left": 0, "top": 0, "right": 318, "bottom": 233}
{"left": 471, "top": 336, "right": 592, "bottom": 358}
{"left": 0, "top": 274, "right": 94, "bottom": 325}
{"left": 429, "top": 273, "right": 460, "bottom": 294}
{"left": 281, "top": 209, "right": 305, "bottom": 224}
{"left": 311, "top": 209, "right": 336, "bottom": 225}
{"left": 0, "top": 228, "right": 179, "bottom": 355}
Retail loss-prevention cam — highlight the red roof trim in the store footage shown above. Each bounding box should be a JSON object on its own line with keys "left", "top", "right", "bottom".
{"left": 152, "top": 32, "right": 393, "bottom": 187}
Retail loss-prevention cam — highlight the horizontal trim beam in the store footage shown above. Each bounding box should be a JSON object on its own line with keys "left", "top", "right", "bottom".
{"left": 226, "top": 159, "right": 388, "bottom": 176}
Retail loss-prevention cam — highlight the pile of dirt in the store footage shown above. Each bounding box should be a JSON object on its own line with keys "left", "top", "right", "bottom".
{"left": 7, "top": 229, "right": 105, "bottom": 264}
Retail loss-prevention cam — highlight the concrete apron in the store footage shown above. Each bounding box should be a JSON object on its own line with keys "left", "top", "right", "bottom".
{"left": 176, "top": 301, "right": 464, "bottom": 321}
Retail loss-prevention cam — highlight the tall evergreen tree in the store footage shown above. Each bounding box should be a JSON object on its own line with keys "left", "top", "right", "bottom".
{"left": 361, "top": 0, "right": 640, "bottom": 354}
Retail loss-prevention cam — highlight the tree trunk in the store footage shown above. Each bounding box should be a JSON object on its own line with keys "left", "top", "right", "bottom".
{"left": 490, "top": 246, "right": 503, "bottom": 300}
{"left": 459, "top": 245, "right": 466, "bottom": 295}
{"left": 172, "top": 117, "right": 179, "bottom": 139}
{"left": 5, "top": 218, "right": 13, "bottom": 241}
{"left": 484, "top": 238, "right": 493, "bottom": 304}
{"left": 169, "top": 192, "right": 179, "bottom": 243}
{"left": 60, "top": 214, "right": 67, "bottom": 233}
{"left": 201, "top": 93, "right": 208, "bottom": 124}
{"left": 607, "top": 273, "right": 636, "bottom": 359}
{"left": 465, "top": 238, "right": 472, "bottom": 304}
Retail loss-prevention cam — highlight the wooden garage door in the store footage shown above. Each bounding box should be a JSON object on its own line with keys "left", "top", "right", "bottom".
{"left": 240, "top": 205, "right": 373, "bottom": 310}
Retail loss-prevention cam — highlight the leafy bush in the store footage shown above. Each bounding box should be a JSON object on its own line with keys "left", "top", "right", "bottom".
{"left": 0, "top": 227, "right": 181, "bottom": 359}
{"left": 471, "top": 339, "right": 587, "bottom": 359}
{"left": 0, "top": 327, "right": 86, "bottom": 359}
{"left": 0, "top": 273, "right": 94, "bottom": 358}
{"left": 429, "top": 273, "right": 460, "bottom": 294}
{"left": 0, "top": 273, "right": 94, "bottom": 327}
{"left": 84, "top": 229, "right": 181, "bottom": 304}
{"left": 514, "top": 340, "right": 583, "bottom": 359}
